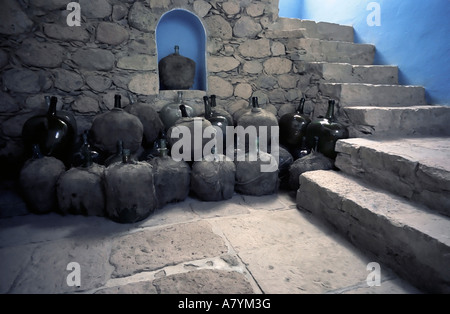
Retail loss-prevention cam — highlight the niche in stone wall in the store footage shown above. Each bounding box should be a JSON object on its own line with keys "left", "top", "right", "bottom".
{"left": 156, "top": 9, "right": 207, "bottom": 91}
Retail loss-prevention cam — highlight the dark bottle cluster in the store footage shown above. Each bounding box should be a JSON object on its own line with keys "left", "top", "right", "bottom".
{"left": 279, "top": 98, "right": 349, "bottom": 160}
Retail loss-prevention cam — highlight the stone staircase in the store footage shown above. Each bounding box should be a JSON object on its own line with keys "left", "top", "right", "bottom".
{"left": 271, "top": 18, "right": 450, "bottom": 293}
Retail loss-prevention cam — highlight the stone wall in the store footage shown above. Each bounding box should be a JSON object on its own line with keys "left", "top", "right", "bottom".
{"left": 0, "top": 0, "right": 324, "bottom": 178}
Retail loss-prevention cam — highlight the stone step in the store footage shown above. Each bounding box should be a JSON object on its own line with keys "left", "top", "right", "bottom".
{"left": 343, "top": 105, "right": 450, "bottom": 137}
{"left": 335, "top": 137, "right": 450, "bottom": 216}
{"left": 305, "top": 62, "right": 399, "bottom": 85}
{"left": 320, "top": 83, "right": 427, "bottom": 107}
{"left": 287, "top": 39, "right": 375, "bottom": 65}
{"left": 270, "top": 17, "right": 354, "bottom": 42}
{"left": 296, "top": 170, "right": 450, "bottom": 293}
{"left": 262, "top": 28, "right": 307, "bottom": 39}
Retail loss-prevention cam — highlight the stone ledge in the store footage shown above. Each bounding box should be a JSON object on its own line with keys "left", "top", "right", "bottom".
{"left": 319, "top": 83, "right": 427, "bottom": 107}
{"left": 297, "top": 170, "right": 450, "bottom": 293}
{"left": 335, "top": 137, "right": 450, "bottom": 216}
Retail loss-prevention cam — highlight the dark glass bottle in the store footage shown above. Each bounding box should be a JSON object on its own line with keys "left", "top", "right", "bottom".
{"left": 305, "top": 100, "right": 349, "bottom": 159}
{"left": 210, "top": 95, "right": 234, "bottom": 126}
{"left": 22, "top": 96, "right": 76, "bottom": 167}
{"left": 203, "top": 96, "right": 229, "bottom": 142}
{"left": 279, "top": 98, "right": 311, "bottom": 150}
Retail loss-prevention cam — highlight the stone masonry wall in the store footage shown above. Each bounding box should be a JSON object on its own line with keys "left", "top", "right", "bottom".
{"left": 0, "top": 0, "right": 324, "bottom": 177}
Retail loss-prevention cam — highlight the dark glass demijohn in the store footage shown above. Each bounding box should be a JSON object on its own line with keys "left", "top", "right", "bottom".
{"left": 22, "top": 96, "right": 77, "bottom": 167}
{"left": 279, "top": 98, "right": 311, "bottom": 150}
{"left": 203, "top": 96, "right": 229, "bottom": 145}
{"left": 210, "top": 95, "right": 234, "bottom": 126}
{"left": 305, "top": 99, "right": 349, "bottom": 159}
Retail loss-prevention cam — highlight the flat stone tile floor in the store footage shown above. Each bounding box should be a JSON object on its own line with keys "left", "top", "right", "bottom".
{"left": 0, "top": 191, "right": 422, "bottom": 294}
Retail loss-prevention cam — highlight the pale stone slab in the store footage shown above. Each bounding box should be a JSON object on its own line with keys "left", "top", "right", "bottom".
{"left": 154, "top": 269, "right": 254, "bottom": 294}
{"left": 214, "top": 208, "right": 384, "bottom": 294}
{"left": 214, "top": 210, "right": 327, "bottom": 253}
{"left": 109, "top": 221, "right": 228, "bottom": 278}
{"left": 6, "top": 237, "right": 113, "bottom": 293}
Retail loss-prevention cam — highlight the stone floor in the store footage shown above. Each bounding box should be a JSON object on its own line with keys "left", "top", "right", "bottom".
{"left": 0, "top": 190, "right": 422, "bottom": 294}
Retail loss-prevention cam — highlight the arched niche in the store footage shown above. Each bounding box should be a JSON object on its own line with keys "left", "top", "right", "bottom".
{"left": 156, "top": 9, "right": 207, "bottom": 91}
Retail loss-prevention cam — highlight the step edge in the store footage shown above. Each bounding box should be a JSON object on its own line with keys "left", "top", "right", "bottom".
{"left": 298, "top": 170, "right": 450, "bottom": 246}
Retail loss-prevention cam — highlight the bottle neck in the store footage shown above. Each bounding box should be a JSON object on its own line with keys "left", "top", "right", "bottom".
{"left": 326, "top": 100, "right": 335, "bottom": 120}
{"left": 47, "top": 96, "right": 58, "bottom": 116}
{"left": 203, "top": 96, "right": 211, "bottom": 119}
{"left": 180, "top": 104, "right": 189, "bottom": 118}
{"left": 122, "top": 149, "right": 131, "bottom": 164}
{"left": 116, "top": 140, "right": 124, "bottom": 155}
{"left": 114, "top": 95, "right": 122, "bottom": 109}
{"left": 81, "top": 132, "right": 93, "bottom": 167}
{"left": 177, "top": 91, "right": 183, "bottom": 104}
{"left": 210, "top": 95, "right": 217, "bottom": 108}
{"left": 32, "top": 144, "right": 43, "bottom": 160}
{"left": 158, "top": 139, "right": 168, "bottom": 157}
{"left": 297, "top": 98, "right": 306, "bottom": 114}
{"left": 251, "top": 97, "right": 260, "bottom": 113}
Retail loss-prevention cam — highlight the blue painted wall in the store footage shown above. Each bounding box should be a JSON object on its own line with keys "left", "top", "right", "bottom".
{"left": 156, "top": 9, "right": 207, "bottom": 91}
{"left": 279, "top": 0, "right": 450, "bottom": 105}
